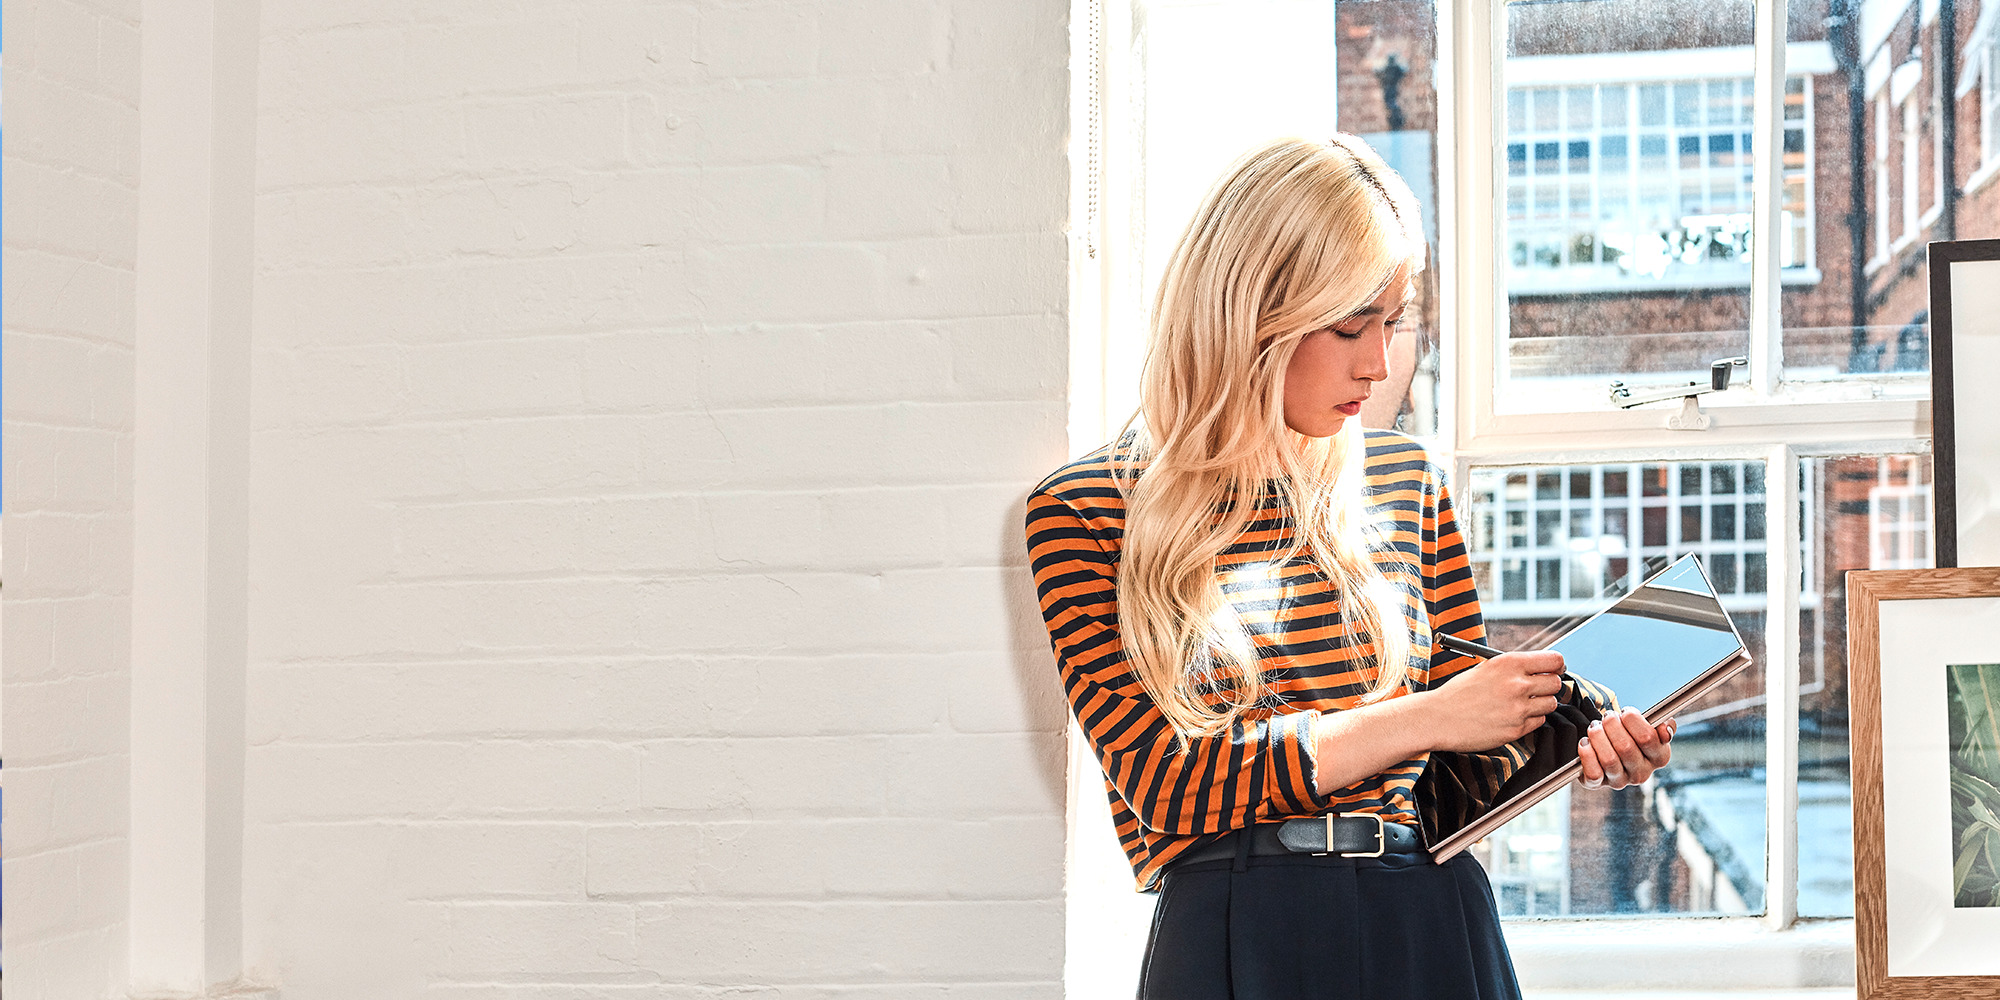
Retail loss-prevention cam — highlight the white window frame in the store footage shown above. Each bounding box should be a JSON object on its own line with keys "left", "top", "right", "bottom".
{"left": 1451, "top": 0, "right": 1926, "bottom": 454}
{"left": 1069, "top": 0, "right": 1935, "bottom": 991}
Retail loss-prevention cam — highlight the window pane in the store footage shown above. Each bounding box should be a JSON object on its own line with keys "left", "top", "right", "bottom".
{"left": 1775, "top": 0, "right": 1984, "bottom": 382}
{"left": 1469, "top": 461, "right": 1770, "bottom": 916}
{"left": 1798, "top": 454, "right": 1934, "bottom": 918}
{"left": 1500, "top": 0, "right": 1755, "bottom": 410}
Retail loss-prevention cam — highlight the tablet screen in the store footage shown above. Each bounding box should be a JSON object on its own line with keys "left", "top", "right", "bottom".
{"left": 1551, "top": 554, "right": 1746, "bottom": 715}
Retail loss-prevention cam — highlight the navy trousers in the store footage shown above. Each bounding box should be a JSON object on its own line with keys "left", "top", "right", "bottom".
{"left": 1138, "top": 845, "right": 1523, "bottom": 1000}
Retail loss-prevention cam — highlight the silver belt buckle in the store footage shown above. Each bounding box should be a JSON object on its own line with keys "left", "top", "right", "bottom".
{"left": 1337, "top": 811, "right": 1386, "bottom": 858}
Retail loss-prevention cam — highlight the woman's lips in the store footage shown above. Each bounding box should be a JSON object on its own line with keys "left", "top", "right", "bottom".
{"left": 1336, "top": 400, "right": 1363, "bottom": 416}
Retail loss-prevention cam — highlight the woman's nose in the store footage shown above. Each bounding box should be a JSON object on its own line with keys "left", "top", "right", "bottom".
{"left": 1356, "top": 330, "right": 1392, "bottom": 382}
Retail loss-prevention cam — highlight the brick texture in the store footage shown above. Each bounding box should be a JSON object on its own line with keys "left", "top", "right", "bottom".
{"left": 2, "top": 0, "right": 144, "bottom": 996}
{"left": 240, "top": 1, "right": 1071, "bottom": 997}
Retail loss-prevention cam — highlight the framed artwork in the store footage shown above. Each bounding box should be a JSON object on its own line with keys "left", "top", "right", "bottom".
{"left": 1848, "top": 567, "right": 2000, "bottom": 999}
{"left": 1928, "top": 239, "right": 2000, "bottom": 568}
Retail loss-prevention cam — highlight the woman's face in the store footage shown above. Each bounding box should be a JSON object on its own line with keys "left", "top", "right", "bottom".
{"left": 1280, "top": 263, "right": 1414, "bottom": 439}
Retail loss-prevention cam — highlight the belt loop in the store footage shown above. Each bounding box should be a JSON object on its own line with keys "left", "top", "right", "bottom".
{"left": 1232, "top": 825, "right": 1254, "bottom": 872}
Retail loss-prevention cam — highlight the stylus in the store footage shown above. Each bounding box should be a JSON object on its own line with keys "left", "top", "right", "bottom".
{"left": 1437, "top": 633, "right": 1506, "bottom": 660}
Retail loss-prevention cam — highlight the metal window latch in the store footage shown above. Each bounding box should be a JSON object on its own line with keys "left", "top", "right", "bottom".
{"left": 1607, "top": 356, "right": 1747, "bottom": 431}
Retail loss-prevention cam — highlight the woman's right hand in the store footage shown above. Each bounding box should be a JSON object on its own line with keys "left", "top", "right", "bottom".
{"left": 1416, "top": 651, "right": 1566, "bottom": 752}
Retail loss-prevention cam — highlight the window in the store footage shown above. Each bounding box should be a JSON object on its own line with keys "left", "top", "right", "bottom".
{"left": 1902, "top": 92, "right": 1920, "bottom": 241}
{"left": 1504, "top": 76, "right": 1812, "bottom": 294}
{"left": 1983, "top": 35, "right": 2000, "bottom": 167}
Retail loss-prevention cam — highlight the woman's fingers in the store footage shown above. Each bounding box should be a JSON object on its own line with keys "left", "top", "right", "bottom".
{"left": 1586, "top": 721, "right": 1626, "bottom": 786}
{"left": 1577, "top": 737, "right": 1604, "bottom": 789}
{"left": 1627, "top": 707, "right": 1672, "bottom": 767}
{"left": 1603, "top": 711, "right": 1650, "bottom": 781}
{"left": 1579, "top": 712, "right": 1678, "bottom": 792}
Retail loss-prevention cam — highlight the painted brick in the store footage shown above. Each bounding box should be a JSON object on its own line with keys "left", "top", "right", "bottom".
{"left": 437, "top": 901, "right": 639, "bottom": 976}
{"left": 249, "top": 740, "right": 641, "bottom": 821}
{"left": 400, "top": 337, "right": 586, "bottom": 417}
{"left": 625, "top": 91, "right": 708, "bottom": 166}
{"left": 3, "top": 756, "right": 130, "bottom": 854}
{"left": 259, "top": 104, "right": 468, "bottom": 188}
{"left": 253, "top": 255, "right": 703, "bottom": 348}
{"left": 408, "top": 178, "right": 591, "bottom": 260}
{"left": 425, "top": 985, "right": 1061, "bottom": 1000}
{"left": 50, "top": 595, "right": 130, "bottom": 681}
{"left": 261, "top": 343, "right": 409, "bottom": 426}
{"left": 401, "top": 822, "right": 589, "bottom": 899}
{"left": 2, "top": 597, "right": 58, "bottom": 682}
{"left": 577, "top": 4, "right": 700, "bottom": 86}
{"left": 825, "top": 155, "right": 953, "bottom": 239}
{"left": 819, "top": 0, "right": 948, "bottom": 77}
{"left": 690, "top": 164, "right": 824, "bottom": 244}
{"left": 698, "top": 79, "right": 886, "bottom": 164}
{"left": 573, "top": 171, "right": 700, "bottom": 252}
{"left": 464, "top": 96, "right": 629, "bottom": 174}
{"left": 587, "top": 816, "right": 1063, "bottom": 900}
{"left": 578, "top": 327, "right": 705, "bottom": 410}
{"left": 631, "top": 899, "right": 1063, "bottom": 981}
{"left": 248, "top": 652, "right": 1014, "bottom": 744}
{"left": 695, "top": 5, "right": 817, "bottom": 79}
{"left": 6, "top": 73, "right": 140, "bottom": 177}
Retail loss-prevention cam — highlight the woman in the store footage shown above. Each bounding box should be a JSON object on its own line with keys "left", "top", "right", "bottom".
{"left": 1024, "top": 136, "right": 1677, "bottom": 998}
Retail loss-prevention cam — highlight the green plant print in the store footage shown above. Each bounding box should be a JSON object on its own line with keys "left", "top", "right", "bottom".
{"left": 1947, "top": 662, "right": 2000, "bottom": 908}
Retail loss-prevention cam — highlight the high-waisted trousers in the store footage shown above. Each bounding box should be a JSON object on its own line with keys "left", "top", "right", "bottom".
{"left": 1137, "top": 843, "right": 1522, "bottom": 1000}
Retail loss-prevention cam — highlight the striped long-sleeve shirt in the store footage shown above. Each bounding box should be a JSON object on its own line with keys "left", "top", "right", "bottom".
{"left": 1026, "top": 429, "right": 1608, "bottom": 890}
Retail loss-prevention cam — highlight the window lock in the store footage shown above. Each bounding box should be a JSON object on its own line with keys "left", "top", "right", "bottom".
{"left": 1607, "top": 356, "right": 1748, "bottom": 430}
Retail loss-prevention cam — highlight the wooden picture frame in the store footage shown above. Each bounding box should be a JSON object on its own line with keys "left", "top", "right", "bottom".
{"left": 1849, "top": 567, "right": 2000, "bottom": 999}
{"left": 1928, "top": 239, "right": 2000, "bottom": 568}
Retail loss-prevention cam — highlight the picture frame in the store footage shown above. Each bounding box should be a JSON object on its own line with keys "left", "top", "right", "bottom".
{"left": 1927, "top": 239, "right": 2000, "bottom": 568}
{"left": 1848, "top": 567, "right": 2000, "bottom": 999}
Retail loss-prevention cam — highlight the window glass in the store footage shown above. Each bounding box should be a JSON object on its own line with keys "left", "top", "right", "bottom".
{"left": 1796, "top": 453, "right": 1933, "bottom": 917}
{"left": 1776, "top": 0, "right": 1999, "bottom": 379}
{"left": 1499, "top": 0, "right": 1763, "bottom": 406}
{"left": 1468, "top": 461, "right": 1769, "bottom": 916}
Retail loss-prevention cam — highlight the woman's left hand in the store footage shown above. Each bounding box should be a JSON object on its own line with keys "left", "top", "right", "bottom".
{"left": 1576, "top": 707, "right": 1675, "bottom": 790}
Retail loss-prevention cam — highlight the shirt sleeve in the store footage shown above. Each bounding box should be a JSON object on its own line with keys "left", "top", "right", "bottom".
{"left": 1413, "top": 463, "right": 1620, "bottom": 793}
{"left": 1025, "top": 488, "right": 1333, "bottom": 837}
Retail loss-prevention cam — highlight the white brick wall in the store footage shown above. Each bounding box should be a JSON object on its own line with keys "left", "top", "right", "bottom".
{"left": 2, "top": 0, "right": 144, "bottom": 996}
{"left": 243, "top": 2, "right": 1072, "bottom": 998}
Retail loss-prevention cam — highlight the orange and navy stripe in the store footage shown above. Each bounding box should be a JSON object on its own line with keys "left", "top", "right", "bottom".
{"left": 1027, "top": 429, "right": 1585, "bottom": 890}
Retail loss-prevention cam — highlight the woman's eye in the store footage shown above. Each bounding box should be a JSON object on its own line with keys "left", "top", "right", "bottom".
{"left": 1333, "top": 328, "right": 1364, "bottom": 340}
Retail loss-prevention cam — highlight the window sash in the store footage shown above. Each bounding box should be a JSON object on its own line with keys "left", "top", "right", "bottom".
{"left": 1450, "top": 0, "right": 1929, "bottom": 439}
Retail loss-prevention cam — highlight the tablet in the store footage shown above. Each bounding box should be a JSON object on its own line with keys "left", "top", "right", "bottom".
{"left": 1427, "top": 552, "right": 1754, "bottom": 862}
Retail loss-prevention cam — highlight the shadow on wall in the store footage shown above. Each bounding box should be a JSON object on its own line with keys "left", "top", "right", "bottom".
{"left": 1004, "top": 485, "right": 1072, "bottom": 808}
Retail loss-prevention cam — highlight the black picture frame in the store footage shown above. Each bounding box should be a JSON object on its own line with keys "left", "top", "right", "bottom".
{"left": 1927, "top": 238, "right": 2000, "bottom": 568}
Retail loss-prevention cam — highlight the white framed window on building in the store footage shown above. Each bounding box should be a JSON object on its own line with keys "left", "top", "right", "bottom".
{"left": 1503, "top": 75, "right": 1813, "bottom": 295}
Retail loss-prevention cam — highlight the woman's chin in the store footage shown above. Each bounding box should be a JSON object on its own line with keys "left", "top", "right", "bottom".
{"left": 1285, "top": 415, "right": 1348, "bottom": 439}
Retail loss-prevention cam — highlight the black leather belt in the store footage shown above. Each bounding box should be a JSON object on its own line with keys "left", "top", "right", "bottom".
{"left": 1170, "top": 814, "right": 1427, "bottom": 868}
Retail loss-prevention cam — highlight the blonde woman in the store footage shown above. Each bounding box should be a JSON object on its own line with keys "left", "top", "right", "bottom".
{"left": 1025, "top": 136, "right": 1676, "bottom": 998}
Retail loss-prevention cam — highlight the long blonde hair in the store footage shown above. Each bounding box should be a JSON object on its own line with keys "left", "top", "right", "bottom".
{"left": 1113, "top": 136, "right": 1427, "bottom": 740}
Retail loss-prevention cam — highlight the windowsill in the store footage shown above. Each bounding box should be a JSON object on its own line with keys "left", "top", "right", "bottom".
{"left": 1507, "top": 268, "right": 1823, "bottom": 297}
{"left": 1964, "top": 155, "right": 2000, "bottom": 199}
{"left": 1506, "top": 917, "right": 1854, "bottom": 992}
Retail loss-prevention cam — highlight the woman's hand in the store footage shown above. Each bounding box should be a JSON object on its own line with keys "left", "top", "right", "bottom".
{"left": 1418, "top": 651, "right": 1567, "bottom": 752}
{"left": 1576, "top": 708, "right": 1676, "bottom": 790}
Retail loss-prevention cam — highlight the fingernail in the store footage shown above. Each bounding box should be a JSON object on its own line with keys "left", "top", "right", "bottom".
{"left": 1588, "top": 720, "right": 1602, "bottom": 731}
{"left": 1582, "top": 778, "right": 1603, "bottom": 790}
{"left": 1578, "top": 738, "right": 1591, "bottom": 751}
